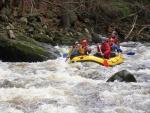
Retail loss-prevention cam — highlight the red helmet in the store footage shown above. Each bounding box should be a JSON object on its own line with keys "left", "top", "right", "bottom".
{"left": 109, "top": 38, "right": 114, "bottom": 42}
{"left": 82, "top": 40, "right": 87, "bottom": 45}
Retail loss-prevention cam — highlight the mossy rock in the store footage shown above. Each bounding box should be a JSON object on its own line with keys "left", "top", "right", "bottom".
{"left": 52, "top": 35, "right": 65, "bottom": 45}
{"left": 0, "top": 37, "right": 58, "bottom": 62}
{"left": 33, "top": 34, "right": 53, "bottom": 43}
{"left": 61, "top": 36, "right": 80, "bottom": 45}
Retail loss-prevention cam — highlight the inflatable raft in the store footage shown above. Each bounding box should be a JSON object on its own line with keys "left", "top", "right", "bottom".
{"left": 71, "top": 54, "right": 124, "bottom": 66}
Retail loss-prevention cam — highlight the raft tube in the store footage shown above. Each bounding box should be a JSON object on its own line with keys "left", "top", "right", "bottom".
{"left": 71, "top": 54, "right": 124, "bottom": 66}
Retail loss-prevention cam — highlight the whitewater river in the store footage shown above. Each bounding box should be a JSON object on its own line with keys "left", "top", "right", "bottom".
{"left": 0, "top": 42, "right": 149, "bottom": 113}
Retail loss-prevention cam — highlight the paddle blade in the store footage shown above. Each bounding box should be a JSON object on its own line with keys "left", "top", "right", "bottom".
{"left": 104, "top": 59, "right": 109, "bottom": 67}
{"left": 126, "top": 52, "right": 135, "bottom": 55}
{"left": 63, "top": 53, "right": 68, "bottom": 58}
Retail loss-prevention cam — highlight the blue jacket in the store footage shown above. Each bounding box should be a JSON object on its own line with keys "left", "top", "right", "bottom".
{"left": 111, "top": 43, "right": 122, "bottom": 53}
{"left": 67, "top": 46, "right": 79, "bottom": 58}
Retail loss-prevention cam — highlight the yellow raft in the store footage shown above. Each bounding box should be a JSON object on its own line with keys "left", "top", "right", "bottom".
{"left": 71, "top": 54, "right": 124, "bottom": 66}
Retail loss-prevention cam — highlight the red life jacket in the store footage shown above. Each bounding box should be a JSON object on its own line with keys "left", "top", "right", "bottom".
{"left": 97, "top": 43, "right": 111, "bottom": 59}
{"left": 111, "top": 36, "right": 120, "bottom": 47}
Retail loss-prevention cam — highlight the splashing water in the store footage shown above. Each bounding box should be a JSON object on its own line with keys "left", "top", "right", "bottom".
{"left": 0, "top": 42, "right": 149, "bottom": 113}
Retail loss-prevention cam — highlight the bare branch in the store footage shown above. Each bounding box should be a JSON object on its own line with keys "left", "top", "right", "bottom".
{"left": 125, "top": 15, "right": 138, "bottom": 40}
{"left": 120, "top": 4, "right": 150, "bottom": 20}
{"left": 137, "top": 26, "right": 148, "bottom": 35}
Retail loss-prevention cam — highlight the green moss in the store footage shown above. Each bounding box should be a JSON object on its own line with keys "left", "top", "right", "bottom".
{"left": 0, "top": 37, "right": 53, "bottom": 62}
{"left": 33, "top": 34, "right": 53, "bottom": 43}
{"left": 13, "top": 40, "right": 48, "bottom": 56}
{"left": 15, "top": 35, "right": 44, "bottom": 48}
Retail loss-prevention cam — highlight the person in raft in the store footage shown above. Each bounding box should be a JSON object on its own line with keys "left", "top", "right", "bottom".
{"left": 78, "top": 39, "right": 91, "bottom": 55}
{"left": 94, "top": 37, "right": 111, "bottom": 59}
{"left": 108, "top": 38, "right": 123, "bottom": 57}
{"left": 109, "top": 31, "right": 120, "bottom": 47}
{"left": 65, "top": 41, "right": 80, "bottom": 62}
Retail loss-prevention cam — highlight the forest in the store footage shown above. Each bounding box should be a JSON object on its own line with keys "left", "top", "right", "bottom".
{"left": 0, "top": 0, "right": 150, "bottom": 42}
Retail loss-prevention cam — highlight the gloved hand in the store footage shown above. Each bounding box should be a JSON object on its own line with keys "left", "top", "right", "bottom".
{"left": 100, "top": 52, "right": 104, "bottom": 56}
{"left": 65, "top": 57, "right": 69, "bottom": 62}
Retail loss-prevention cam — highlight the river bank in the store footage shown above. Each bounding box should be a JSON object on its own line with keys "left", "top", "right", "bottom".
{"left": 0, "top": 0, "right": 149, "bottom": 62}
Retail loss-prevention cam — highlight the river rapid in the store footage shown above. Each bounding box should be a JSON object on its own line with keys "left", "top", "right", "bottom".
{"left": 0, "top": 42, "right": 149, "bottom": 113}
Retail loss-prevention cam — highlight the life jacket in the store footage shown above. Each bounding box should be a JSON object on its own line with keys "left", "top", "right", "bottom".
{"left": 116, "top": 41, "right": 120, "bottom": 47}
{"left": 67, "top": 46, "right": 79, "bottom": 58}
{"left": 106, "top": 37, "right": 109, "bottom": 42}
{"left": 71, "top": 46, "right": 79, "bottom": 55}
{"left": 97, "top": 43, "right": 111, "bottom": 58}
{"left": 78, "top": 45, "right": 91, "bottom": 55}
{"left": 111, "top": 37, "right": 120, "bottom": 47}
{"left": 78, "top": 45, "right": 85, "bottom": 55}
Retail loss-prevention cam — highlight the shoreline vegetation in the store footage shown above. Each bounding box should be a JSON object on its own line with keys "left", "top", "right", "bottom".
{"left": 0, "top": 0, "right": 149, "bottom": 62}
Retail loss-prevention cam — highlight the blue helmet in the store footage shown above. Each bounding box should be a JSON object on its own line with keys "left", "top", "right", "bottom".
{"left": 101, "top": 37, "right": 106, "bottom": 41}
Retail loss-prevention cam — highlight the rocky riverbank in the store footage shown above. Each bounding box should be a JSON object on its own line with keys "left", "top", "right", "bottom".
{"left": 0, "top": 0, "right": 149, "bottom": 62}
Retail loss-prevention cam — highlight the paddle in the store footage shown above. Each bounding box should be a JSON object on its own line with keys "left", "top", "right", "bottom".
{"left": 63, "top": 44, "right": 80, "bottom": 59}
{"left": 114, "top": 52, "right": 135, "bottom": 55}
{"left": 100, "top": 49, "right": 109, "bottom": 67}
{"left": 63, "top": 53, "right": 68, "bottom": 58}
{"left": 126, "top": 52, "right": 135, "bottom": 55}
{"left": 64, "top": 47, "right": 78, "bottom": 62}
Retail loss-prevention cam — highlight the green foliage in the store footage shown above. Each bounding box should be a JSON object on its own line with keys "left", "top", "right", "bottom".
{"left": 113, "top": 1, "right": 130, "bottom": 17}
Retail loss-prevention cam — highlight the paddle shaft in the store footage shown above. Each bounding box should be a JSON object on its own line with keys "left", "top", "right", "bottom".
{"left": 65, "top": 47, "right": 77, "bottom": 62}
{"left": 99, "top": 48, "right": 109, "bottom": 67}
{"left": 99, "top": 48, "right": 105, "bottom": 59}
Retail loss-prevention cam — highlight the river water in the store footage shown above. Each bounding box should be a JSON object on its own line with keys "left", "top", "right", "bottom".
{"left": 0, "top": 42, "right": 149, "bottom": 113}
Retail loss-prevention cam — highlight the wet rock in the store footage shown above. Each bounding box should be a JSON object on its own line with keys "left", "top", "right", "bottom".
{"left": 107, "top": 70, "right": 137, "bottom": 82}
{"left": 58, "top": 10, "right": 77, "bottom": 34}
{"left": 0, "top": 37, "right": 60, "bottom": 62}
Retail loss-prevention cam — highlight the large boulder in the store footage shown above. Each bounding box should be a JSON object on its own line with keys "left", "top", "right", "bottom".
{"left": 0, "top": 36, "right": 61, "bottom": 62}
{"left": 107, "top": 70, "right": 137, "bottom": 82}
{"left": 58, "top": 10, "right": 77, "bottom": 34}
